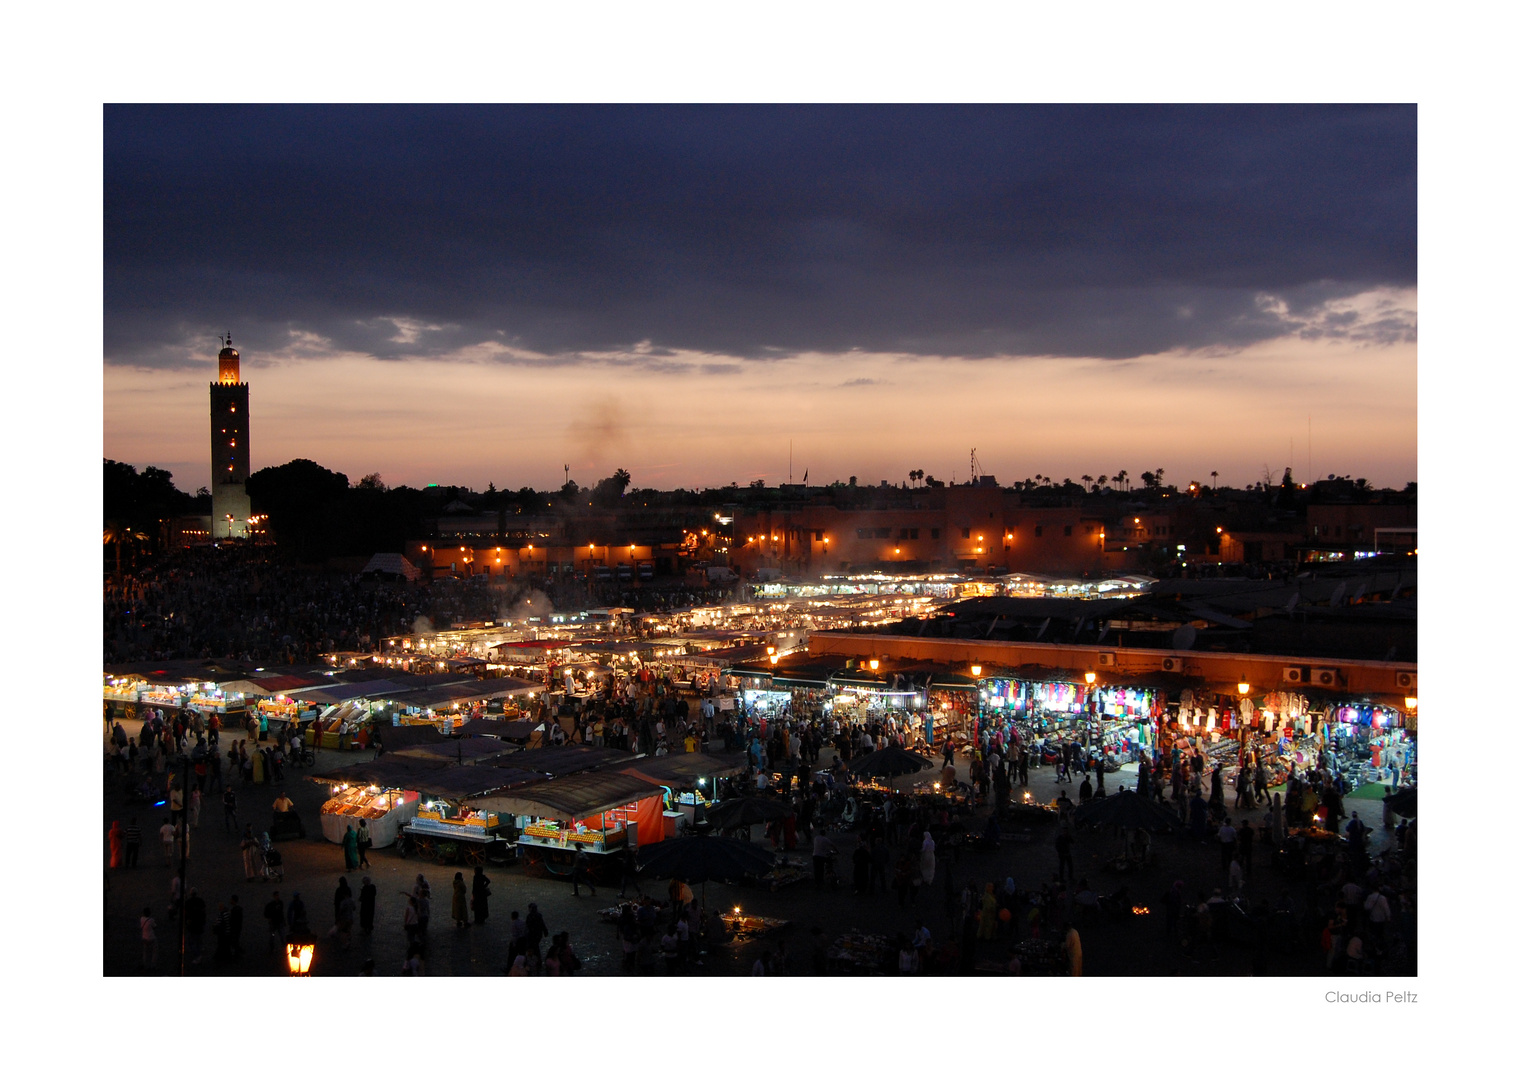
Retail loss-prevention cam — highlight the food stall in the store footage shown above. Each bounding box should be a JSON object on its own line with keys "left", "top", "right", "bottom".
{"left": 320, "top": 783, "right": 421, "bottom": 847}
{"left": 618, "top": 752, "right": 749, "bottom": 827}
{"left": 400, "top": 764, "right": 544, "bottom": 864}
{"left": 471, "top": 772, "right": 666, "bottom": 881}
{"left": 311, "top": 758, "right": 445, "bottom": 847}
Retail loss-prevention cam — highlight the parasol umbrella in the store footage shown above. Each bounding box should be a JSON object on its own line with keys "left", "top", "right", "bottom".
{"left": 847, "top": 747, "right": 934, "bottom": 780}
{"left": 636, "top": 835, "right": 776, "bottom": 911}
{"left": 1383, "top": 787, "right": 1416, "bottom": 818}
{"left": 706, "top": 796, "right": 793, "bottom": 831}
{"left": 1072, "top": 790, "right": 1182, "bottom": 832}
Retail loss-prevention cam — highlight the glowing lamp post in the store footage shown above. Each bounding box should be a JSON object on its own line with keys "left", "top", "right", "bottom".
{"left": 285, "top": 937, "right": 316, "bottom": 976}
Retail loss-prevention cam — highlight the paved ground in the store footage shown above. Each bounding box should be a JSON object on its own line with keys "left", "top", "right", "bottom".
{"left": 102, "top": 721, "right": 1405, "bottom": 977}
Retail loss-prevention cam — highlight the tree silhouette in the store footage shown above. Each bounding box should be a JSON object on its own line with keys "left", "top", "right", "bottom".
{"left": 1115, "top": 469, "right": 1128, "bottom": 491}
{"left": 1210, "top": 470, "right": 1218, "bottom": 488}
{"left": 1081, "top": 474, "right": 1093, "bottom": 491}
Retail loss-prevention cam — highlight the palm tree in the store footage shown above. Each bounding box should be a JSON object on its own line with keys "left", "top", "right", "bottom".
{"left": 1081, "top": 474, "right": 1093, "bottom": 491}
{"left": 1210, "top": 470, "right": 1218, "bottom": 489}
{"left": 1115, "top": 469, "right": 1128, "bottom": 491}
{"left": 1096, "top": 475, "right": 1108, "bottom": 490}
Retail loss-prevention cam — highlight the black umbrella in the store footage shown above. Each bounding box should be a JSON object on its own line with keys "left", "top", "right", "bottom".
{"left": 706, "top": 797, "right": 793, "bottom": 831}
{"left": 847, "top": 747, "right": 934, "bottom": 779}
{"left": 1072, "top": 790, "right": 1181, "bottom": 832}
{"left": 636, "top": 835, "right": 776, "bottom": 886}
{"left": 1383, "top": 787, "right": 1416, "bottom": 818}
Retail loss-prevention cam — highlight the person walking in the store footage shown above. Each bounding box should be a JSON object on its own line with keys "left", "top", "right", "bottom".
{"left": 1055, "top": 830, "right": 1074, "bottom": 883}
{"left": 524, "top": 902, "right": 549, "bottom": 960}
{"left": 264, "top": 891, "right": 286, "bottom": 955}
{"left": 358, "top": 877, "right": 377, "bottom": 934}
{"left": 333, "top": 876, "right": 353, "bottom": 926}
{"left": 402, "top": 894, "right": 420, "bottom": 946}
{"left": 287, "top": 891, "right": 310, "bottom": 937}
{"left": 188, "top": 787, "right": 202, "bottom": 829}
{"left": 240, "top": 825, "right": 260, "bottom": 881}
{"left": 330, "top": 892, "right": 356, "bottom": 949}
{"left": 356, "top": 819, "right": 372, "bottom": 869}
{"left": 471, "top": 866, "right": 491, "bottom": 926}
{"left": 452, "top": 872, "right": 469, "bottom": 928}
{"left": 108, "top": 820, "right": 125, "bottom": 869}
{"left": 341, "top": 824, "right": 359, "bottom": 872}
{"left": 570, "top": 849, "right": 597, "bottom": 897}
{"left": 139, "top": 906, "right": 158, "bottom": 971}
{"left": 123, "top": 818, "right": 142, "bottom": 868}
{"left": 616, "top": 847, "right": 640, "bottom": 899}
{"left": 1218, "top": 818, "right": 1238, "bottom": 877}
{"left": 159, "top": 818, "right": 176, "bottom": 866}
{"left": 415, "top": 879, "right": 431, "bottom": 936}
{"left": 223, "top": 788, "right": 238, "bottom": 833}
{"left": 917, "top": 830, "right": 937, "bottom": 889}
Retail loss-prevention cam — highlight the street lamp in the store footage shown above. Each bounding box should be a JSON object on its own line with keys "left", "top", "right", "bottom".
{"left": 868, "top": 658, "right": 880, "bottom": 672}
{"left": 1084, "top": 671, "right": 1097, "bottom": 685}
{"left": 1238, "top": 680, "right": 1251, "bottom": 696}
{"left": 1404, "top": 696, "right": 1417, "bottom": 711}
{"left": 285, "top": 937, "right": 316, "bottom": 976}
{"left": 970, "top": 664, "right": 982, "bottom": 677}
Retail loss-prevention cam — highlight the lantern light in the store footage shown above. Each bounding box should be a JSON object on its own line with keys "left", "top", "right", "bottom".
{"left": 285, "top": 940, "right": 315, "bottom": 976}
{"left": 1238, "top": 681, "right": 1251, "bottom": 696}
{"left": 970, "top": 664, "right": 982, "bottom": 677}
{"left": 1084, "top": 671, "right": 1097, "bottom": 685}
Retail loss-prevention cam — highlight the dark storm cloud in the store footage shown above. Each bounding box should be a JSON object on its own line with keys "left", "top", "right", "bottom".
{"left": 104, "top": 104, "right": 1415, "bottom": 368}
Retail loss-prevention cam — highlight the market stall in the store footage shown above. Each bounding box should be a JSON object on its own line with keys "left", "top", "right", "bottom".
{"left": 311, "top": 757, "right": 448, "bottom": 847}
{"left": 472, "top": 772, "right": 666, "bottom": 879}
{"left": 319, "top": 783, "right": 420, "bottom": 847}
{"left": 401, "top": 764, "right": 545, "bottom": 863}
{"left": 618, "top": 752, "right": 748, "bottom": 826}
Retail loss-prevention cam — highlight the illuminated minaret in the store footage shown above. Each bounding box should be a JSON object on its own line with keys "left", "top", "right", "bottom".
{"left": 210, "top": 333, "right": 252, "bottom": 538}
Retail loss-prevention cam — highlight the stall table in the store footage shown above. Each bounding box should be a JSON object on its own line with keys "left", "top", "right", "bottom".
{"left": 827, "top": 930, "right": 892, "bottom": 974}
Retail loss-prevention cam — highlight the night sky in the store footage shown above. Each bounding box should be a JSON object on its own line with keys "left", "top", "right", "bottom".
{"left": 104, "top": 105, "right": 1416, "bottom": 493}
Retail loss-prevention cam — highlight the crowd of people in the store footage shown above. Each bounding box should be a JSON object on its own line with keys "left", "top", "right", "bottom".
{"left": 104, "top": 546, "right": 746, "bottom": 666}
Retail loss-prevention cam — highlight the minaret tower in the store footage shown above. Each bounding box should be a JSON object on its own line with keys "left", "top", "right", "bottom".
{"left": 210, "top": 333, "right": 252, "bottom": 538}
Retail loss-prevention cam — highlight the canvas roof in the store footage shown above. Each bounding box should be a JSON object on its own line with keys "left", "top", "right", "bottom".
{"left": 470, "top": 772, "right": 662, "bottom": 821}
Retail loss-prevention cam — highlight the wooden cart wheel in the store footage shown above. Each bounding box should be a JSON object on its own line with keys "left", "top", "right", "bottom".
{"left": 413, "top": 837, "right": 436, "bottom": 860}
{"left": 463, "top": 844, "right": 486, "bottom": 867}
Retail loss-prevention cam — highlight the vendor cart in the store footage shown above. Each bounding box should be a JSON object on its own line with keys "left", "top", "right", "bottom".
{"left": 401, "top": 811, "right": 515, "bottom": 866}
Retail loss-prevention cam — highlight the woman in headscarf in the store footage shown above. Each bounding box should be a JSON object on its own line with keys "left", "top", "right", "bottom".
{"left": 918, "top": 830, "right": 936, "bottom": 888}
{"left": 451, "top": 872, "right": 469, "bottom": 928}
{"left": 506, "top": 953, "right": 529, "bottom": 976}
{"left": 108, "top": 820, "right": 125, "bottom": 868}
{"left": 341, "top": 824, "right": 359, "bottom": 872}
